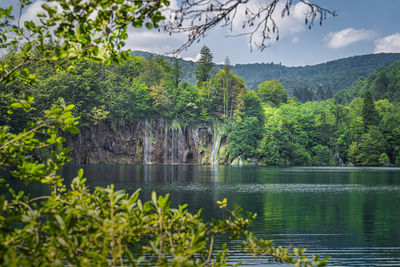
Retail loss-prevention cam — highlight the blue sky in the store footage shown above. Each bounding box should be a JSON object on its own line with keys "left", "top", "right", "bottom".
{"left": 174, "top": 0, "right": 400, "bottom": 66}
{"left": 3, "top": 0, "right": 400, "bottom": 66}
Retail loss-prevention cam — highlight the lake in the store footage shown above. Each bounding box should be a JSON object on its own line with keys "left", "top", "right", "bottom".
{"left": 22, "top": 164, "right": 400, "bottom": 265}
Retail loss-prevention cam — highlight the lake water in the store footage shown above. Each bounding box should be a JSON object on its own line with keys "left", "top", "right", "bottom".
{"left": 29, "top": 165, "right": 400, "bottom": 265}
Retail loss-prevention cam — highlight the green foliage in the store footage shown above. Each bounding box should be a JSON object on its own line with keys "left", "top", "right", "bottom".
{"left": 212, "top": 69, "right": 245, "bottom": 120}
{"left": 0, "top": 97, "right": 78, "bottom": 188}
{"left": 348, "top": 126, "right": 387, "bottom": 166}
{"left": 195, "top": 45, "right": 214, "bottom": 85}
{"left": 171, "top": 82, "right": 200, "bottom": 124}
{"left": 293, "top": 87, "right": 314, "bottom": 103}
{"left": 378, "top": 153, "right": 391, "bottom": 167}
{"left": 228, "top": 117, "right": 260, "bottom": 160}
{"left": 335, "top": 61, "right": 400, "bottom": 104}
{"left": 110, "top": 78, "right": 153, "bottom": 121}
{"left": 233, "top": 54, "right": 400, "bottom": 93}
{"left": 133, "top": 52, "right": 400, "bottom": 94}
{"left": 256, "top": 93, "right": 400, "bottom": 167}
{"left": 0, "top": 0, "right": 170, "bottom": 85}
{"left": 362, "top": 89, "right": 379, "bottom": 130}
{"left": 227, "top": 91, "right": 265, "bottom": 160}
{"left": 256, "top": 79, "right": 288, "bottom": 107}
{"left": 311, "top": 145, "right": 334, "bottom": 166}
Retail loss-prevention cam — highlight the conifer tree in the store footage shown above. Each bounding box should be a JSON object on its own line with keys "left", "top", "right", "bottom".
{"left": 172, "top": 57, "right": 181, "bottom": 88}
{"left": 195, "top": 45, "right": 214, "bottom": 85}
{"left": 315, "top": 85, "right": 325, "bottom": 101}
{"left": 325, "top": 87, "right": 333, "bottom": 99}
{"left": 223, "top": 57, "right": 232, "bottom": 117}
{"left": 362, "top": 89, "right": 379, "bottom": 130}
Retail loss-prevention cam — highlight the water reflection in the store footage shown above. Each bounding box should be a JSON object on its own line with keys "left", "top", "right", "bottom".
{"left": 24, "top": 165, "right": 400, "bottom": 265}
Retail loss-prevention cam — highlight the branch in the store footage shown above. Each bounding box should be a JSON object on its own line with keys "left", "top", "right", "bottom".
{"left": 162, "top": 0, "right": 336, "bottom": 53}
{"left": 0, "top": 124, "right": 45, "bottom": 151}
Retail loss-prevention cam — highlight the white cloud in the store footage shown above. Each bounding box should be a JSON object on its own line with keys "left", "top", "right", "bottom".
{"left": 182, "top": 53, "right": 201, "bottom": 62}
{"left": 374, "top": 33, "right": 400, "bottom": 53}
{"left": 325, "top": 28, "right": 375, "bottom": 49}
{"left": 278, "top": 1, "right": 309, "bottom": 37}
{"left": 124, "top": 29, "right": 187, "bottom": 54}
{"left": 292, "top": 36, "right": 300, "bottom": 44}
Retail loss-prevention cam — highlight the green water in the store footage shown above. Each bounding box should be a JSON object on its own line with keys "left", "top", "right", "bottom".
{"left": 26, "top": 165, "right": 400, "bottom": 265}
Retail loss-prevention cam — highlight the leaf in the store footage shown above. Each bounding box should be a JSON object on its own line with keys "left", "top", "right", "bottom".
{"left": 57, "top": 237, "right": 69, "bottom": 248}
{"left": 78, "top": 168, "right": 84, "bottom": 178}
{"left": 55, "top": 215, "right": 65, "bottom": 230}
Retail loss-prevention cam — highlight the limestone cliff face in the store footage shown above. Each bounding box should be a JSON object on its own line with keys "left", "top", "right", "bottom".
{"left": 66, "top": 119, "right": 228, "bottom": 165}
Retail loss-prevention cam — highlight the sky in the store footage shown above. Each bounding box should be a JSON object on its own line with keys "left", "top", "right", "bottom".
{"left": 2, "top": 0, "right": 400, "bottom": 66}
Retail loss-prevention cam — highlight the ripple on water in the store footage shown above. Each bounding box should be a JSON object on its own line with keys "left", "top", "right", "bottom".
{"left": 123, "top": 183, "right": 400, "bottom": 194}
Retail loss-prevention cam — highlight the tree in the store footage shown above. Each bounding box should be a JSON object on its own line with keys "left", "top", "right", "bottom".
{"left": 311, "top": 144, "right": 334, "bottom": 166}
{"left": 212, "top": 69, "right": 245, "bottom": 119}
{"left": 325, "top": 87, "right": 333, "bottom": 99}
{"left": 293, "top": 87, "right": 314, "bottom": 103}
{"left": 257, "top": 79, "right": 288, "bottom": 106}
{"left": 139, "top": 55, "right": 166, "bottom": 87}
{"left": 362, "top": 89, "right": 379, "bottom": 130}
{"left": 348, "top": 126, "right": 387, "bottom": 166}
{"left": 315, "top": 85, "right": 325, "bottom": 101}
{"left": 171, "top": 57, "right": 181, "bottom": 88}
{"left": 111, "top": 77, "right": 153, "bottom": 120}
{"left": 227, "top": 91, "right": 265, "bottom": 160}
{"left": 223, "top": 57, "right": 232, "bottom": 117}
{"left": 228, "top": 116, "right": 260, "bottom": 159}
{"left": 195, "top": 45, "right": 214, "bottom": 85}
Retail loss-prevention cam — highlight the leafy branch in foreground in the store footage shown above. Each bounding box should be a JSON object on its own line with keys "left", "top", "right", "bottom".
{"left": 0, "top": 99, "right": 329, "bottom": 266}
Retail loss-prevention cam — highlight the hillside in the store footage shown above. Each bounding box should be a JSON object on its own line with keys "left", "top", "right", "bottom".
{"left": 233, "top": 53, "right": 400, "bottom": 93}
{"left": 133, "top": 51, "right": 400, "bottom": 95}
{"left": 335, "top": 60, "right": 400, "bottom": 104}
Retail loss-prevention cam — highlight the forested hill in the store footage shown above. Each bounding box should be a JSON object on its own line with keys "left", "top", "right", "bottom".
{"left": 132, "top": 51, "right": 400, "bottom": 94}
{"left": 233, "top": 53, "right": 400, "bottom": 93}
{"left": 335, "top": 60, "right": 400, "bottom": 104}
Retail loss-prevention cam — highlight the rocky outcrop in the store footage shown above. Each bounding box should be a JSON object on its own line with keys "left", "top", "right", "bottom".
{"left": 66, "top": 119, "right": 228, "bottom": 164}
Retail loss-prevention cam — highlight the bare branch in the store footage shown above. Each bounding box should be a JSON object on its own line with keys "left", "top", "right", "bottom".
{"left": 162, "top": 0, "right": 336, "bottom": 53}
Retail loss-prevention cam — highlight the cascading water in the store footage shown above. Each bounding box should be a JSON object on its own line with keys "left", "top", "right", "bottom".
{"left": 210, "top": 126, "right": 221, "bottom": 165}
{"left": 163, "top": 123, "right": 168, "bottom": 164}
{"left": 178, "top": 127, "right": 184, "bottom": 162}
{"left": 171, "top": 128, "right": 176, "bottom": 164}
{"left": 143, "top": 120, "right": 151, "bottom": 164}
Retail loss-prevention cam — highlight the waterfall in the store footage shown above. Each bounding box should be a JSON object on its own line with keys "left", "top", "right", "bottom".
{"left": 143, "top": 120, "right": 151, "bottom": 164}
{"left": 210, "top": 126, "right": 221, "bottom": 165}
{"left": 171, "top": 128, "right": 175, "bottom": 164}
{"left": 335, "top": 151, "right": 344, "bottom": 166}
{"left": 238, "top": 156, "right": 243, "bottom": 166}
{"left": 178, "top": 127, "right": 184, "bottom": 162}
{"left": 163, "top": 123, "right": 168, "bottom": 164}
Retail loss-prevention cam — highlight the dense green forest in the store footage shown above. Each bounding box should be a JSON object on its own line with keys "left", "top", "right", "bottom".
{"left": 335, "top": 61, "right": 400, "bottom": 104}
{"left": 133, "top": 51, "right": 400, "bottom": 95}
{"left": 2, "top": 47, "right": 400, "bottom": 167}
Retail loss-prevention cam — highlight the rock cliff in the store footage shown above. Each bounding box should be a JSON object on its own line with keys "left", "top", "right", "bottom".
{"left": 66, "top": 119, "right": 229, "bottom": 165}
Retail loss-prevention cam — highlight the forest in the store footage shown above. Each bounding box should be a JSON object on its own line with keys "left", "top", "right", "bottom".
{"left": 133, "top": 50, "right": 400, "bottom": 94}
{"left": 2, "top": 46, "right": 400, "bottom": 167}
